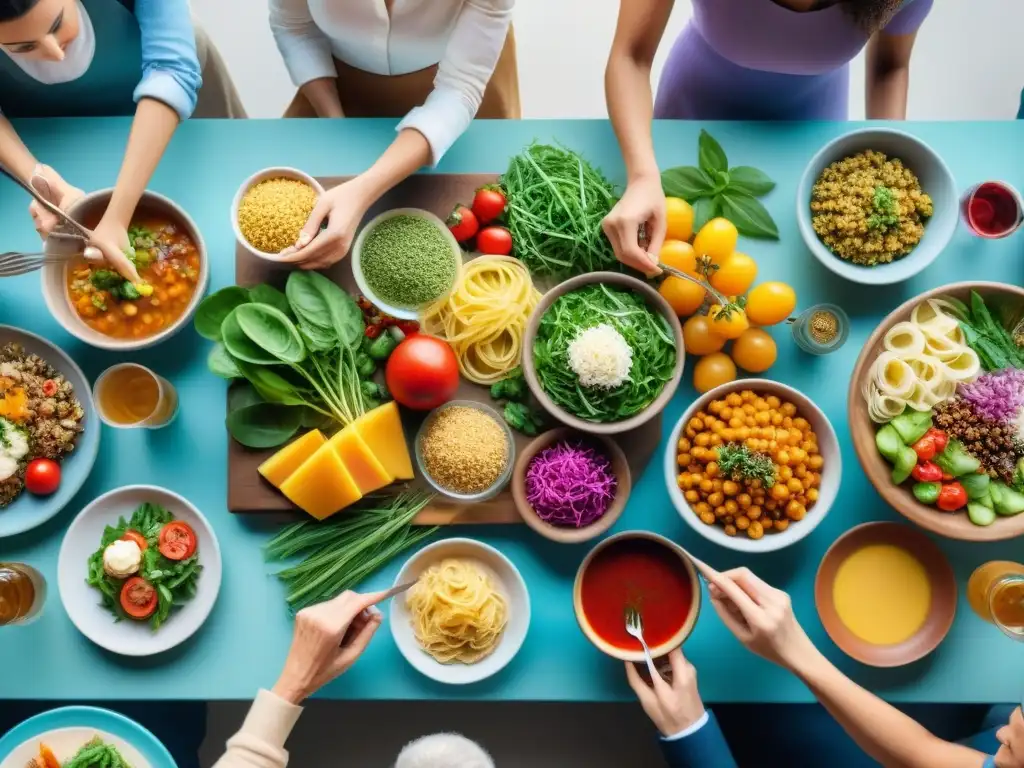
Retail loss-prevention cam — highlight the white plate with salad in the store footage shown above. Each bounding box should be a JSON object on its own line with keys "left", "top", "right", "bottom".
{"left": 58, "top": 485, "right": 222, "bottom": 656}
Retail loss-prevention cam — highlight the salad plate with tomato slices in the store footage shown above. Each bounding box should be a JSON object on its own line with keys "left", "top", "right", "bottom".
{"left": 57, "top": 485, "right": 222, "bottom": 656}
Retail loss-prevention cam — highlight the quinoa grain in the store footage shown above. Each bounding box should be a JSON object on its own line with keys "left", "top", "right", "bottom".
{"left": 420, "top": 406, "right": 509, "bottom": 494}
{"left": 238, "top": 178, "right": 318, "bottom": 254}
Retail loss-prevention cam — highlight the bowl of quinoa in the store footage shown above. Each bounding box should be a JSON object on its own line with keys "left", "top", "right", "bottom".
{"left": 797, "top": 129, "right": 957, "bottom": 286}
{"left": 232, "top": 167, "right": 324, "bottom": 261}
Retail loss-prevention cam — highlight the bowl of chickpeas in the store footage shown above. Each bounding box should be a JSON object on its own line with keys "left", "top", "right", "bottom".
{"left": 663, "top": 380, "right": 841, "bottom": 552}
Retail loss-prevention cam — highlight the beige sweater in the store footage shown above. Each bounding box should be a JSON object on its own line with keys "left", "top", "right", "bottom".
{"left": 213, "top": 690, "right": 304, "bottom": 768}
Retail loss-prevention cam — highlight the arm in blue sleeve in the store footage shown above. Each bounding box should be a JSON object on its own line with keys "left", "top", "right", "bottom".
{"left": 659, "top": 710, "right": 738, "bottom": 768}
{"left": 132, "top": 0, "right": 203, "bottom": 120}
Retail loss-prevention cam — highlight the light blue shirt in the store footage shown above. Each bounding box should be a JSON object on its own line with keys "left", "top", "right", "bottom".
{"left": 130, "top": 0, "right": 203, "bottom": 120}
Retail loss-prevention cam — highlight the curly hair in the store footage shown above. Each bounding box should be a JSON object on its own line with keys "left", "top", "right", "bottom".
{"left": 842, "top": 0, "right": 906, "bottom": 32}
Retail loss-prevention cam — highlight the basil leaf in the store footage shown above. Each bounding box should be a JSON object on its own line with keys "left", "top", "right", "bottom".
{"left": 698, "top": 130, "right": 729, "bottom": 175}
{"left": 713, "top": 170, "right": 730, "bottom": 193}
{"left": 727, "top": 166, "right": 776, "bottom": 196}
{"left": 692, "top": 196, "right": 721, "bottom": 232}
{"left": 719, "top": 192, "right": 780, "bottom": 240}
{"left": 661, "top": 166, "right": 715, "bottom": 200}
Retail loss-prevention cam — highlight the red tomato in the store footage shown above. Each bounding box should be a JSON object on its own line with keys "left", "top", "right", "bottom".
{"left": 446, "top": 205, "right": 479, "bottom": 242}
{"left": 385, "top": 334, "right": 460, "bottom": 410}
{"left": 120, "top": 577, "right": 158, "bottom": 619}
{"left": 158, "top": 521, "right": 197, "bottom": 561}
{"left": 24, "top": 458, "right": 60, "bottom": 496}
{"left": 471, "top": 187, "right": 507, "bottom": 223}
{"left": 477, "top": 226, "right": 513, "bottom": 256}
{"left": 121, "top": 530, "right": 148, "bottom": 551}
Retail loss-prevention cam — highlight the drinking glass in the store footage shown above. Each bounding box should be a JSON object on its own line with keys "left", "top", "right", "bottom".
{"left": 94, "top": 363, "right": 179, "bottom": 429}
{"left": 960, "top": 181, "right": 1023, "bottom": 239}
{"left": 0, "top": 562, "right": 46, "bottom": 626}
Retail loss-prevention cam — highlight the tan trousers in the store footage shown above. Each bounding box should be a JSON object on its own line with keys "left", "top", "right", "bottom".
{"left": 193, "top": 25, "right": 247, "bottom": 119}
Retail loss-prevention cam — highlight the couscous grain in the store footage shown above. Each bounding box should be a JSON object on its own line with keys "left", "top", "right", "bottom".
{"left": 237, "top": 178, "right": 317, "bottom": 254}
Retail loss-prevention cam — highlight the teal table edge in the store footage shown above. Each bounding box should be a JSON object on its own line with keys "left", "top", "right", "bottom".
{"left": 0, "top": 118, "right": 1021, "bottom": 703}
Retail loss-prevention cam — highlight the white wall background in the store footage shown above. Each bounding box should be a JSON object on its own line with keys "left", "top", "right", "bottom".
{"left": 191, "top": 0, "right": 1024, "bottom": 121}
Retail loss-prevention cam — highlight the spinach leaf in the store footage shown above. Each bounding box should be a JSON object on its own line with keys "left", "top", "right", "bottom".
{"left": 727, "top": 166, "right": 776, "bottom": 196}
{"left": 249, "top": 283, "right": 293, "bottom": 318}
{"left": 719, "top": 193, "right": 780, "bottom": 240}
{"left": 195, "top": 286, "right": 250, "bottom": 341}
{"left": 226, "top": 402, "right": 303, "bottom": 448}
{"left": 208, "top": 343, "right": 242, "bottom": 380}
{"left": 698, "top": 129, "right": 729, "bottom": 174}
{"left": 287, "top": 271, "right": 364, "bottom": 349}
{"left": 223, "top": 308, "right": 280, "bottom": 365}
{"left": 235, "top": 359, "right": 311, "bottom": 407}
{"left": 235, "top": 304, "right": 307, "bottom": 365}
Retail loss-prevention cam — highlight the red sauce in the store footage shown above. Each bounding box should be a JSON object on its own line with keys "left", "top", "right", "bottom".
{"left": 964, "top": 182, "right": 1022, "bottom": 237}
{"left": 580, "top": 537, "right": 694, "bottom": 651}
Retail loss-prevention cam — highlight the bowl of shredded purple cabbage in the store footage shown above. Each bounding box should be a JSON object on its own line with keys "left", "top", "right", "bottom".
{"left": 512, "top": 428, "right": 631, "bottom": 543}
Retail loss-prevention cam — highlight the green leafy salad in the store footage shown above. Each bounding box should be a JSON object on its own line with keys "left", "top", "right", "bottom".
{"left": 86, "top": 502, "right": 202, "bottom": 631}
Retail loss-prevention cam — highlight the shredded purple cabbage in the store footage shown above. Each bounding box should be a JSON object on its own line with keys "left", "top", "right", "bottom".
{"left": 524, "top": 440, "right": 618, "bottom": 528}
{"left": 959, "top": 368, "right": 1024, "bottom": 423}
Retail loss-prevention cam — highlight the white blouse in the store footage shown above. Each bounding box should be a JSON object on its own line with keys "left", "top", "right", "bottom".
{"left": 269, "top": 0, "right": 514, "bottom": 164}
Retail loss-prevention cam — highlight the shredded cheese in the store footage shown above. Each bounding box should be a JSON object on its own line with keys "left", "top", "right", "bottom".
{"left": 567, "top": 323, "right": 633, "bottom": 389}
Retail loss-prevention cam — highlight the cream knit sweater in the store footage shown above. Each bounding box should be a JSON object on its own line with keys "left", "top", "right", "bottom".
{"left": 213, "top": 690, "right": 304, "bottom": 768}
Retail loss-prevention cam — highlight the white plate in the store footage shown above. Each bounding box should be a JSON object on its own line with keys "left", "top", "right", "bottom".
{"left": 57, "top": 485, "right": 222, "bottom": 656}
{"left": 390, "top": 538, "right": 530, "bottom": 685}
{"left": 1, "top": 727, "right": 150, "bottom": 768}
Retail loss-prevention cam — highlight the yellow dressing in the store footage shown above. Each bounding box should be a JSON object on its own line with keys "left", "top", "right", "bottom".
{"left": 832, "top": 544, "right": 931, "bottom": 646}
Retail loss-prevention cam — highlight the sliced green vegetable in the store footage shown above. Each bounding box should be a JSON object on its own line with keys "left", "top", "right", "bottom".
{"left": 875, "top": 424, "right": 903, "bottom": 464}
{"left": 959, "top": 472, "right": 991, "bottom": 500}
{"left": 912, "top": 481, "right": 940, "bottom": 505}
{"left": 892, "top": 444, "right": 918, "bottom": 485}
{"left": 993, "top": 482, "right": 1024, "bottom": 516}
{"left": 890, "top": 409, "right": 932, "bottom": 445}
{"left": 967, "top": 502, "right": 997, "bottom": 527}
{"left": 934, "top": 440, "right": 982, "bottom": 477}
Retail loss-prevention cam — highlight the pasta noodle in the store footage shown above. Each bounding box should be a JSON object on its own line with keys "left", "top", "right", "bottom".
{"left": 407, "top": 558, "right": 508, "bottom": 665}
{"left": 420, "top": 256, "right": 541, "bottom": 385}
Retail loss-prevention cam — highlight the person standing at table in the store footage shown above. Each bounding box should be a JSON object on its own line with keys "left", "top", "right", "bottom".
{"left": 0, "top": 0, "right": 245, "bottom": 280}
{"left": 602, "top": 0, "right": 933, "bottom": 273}
{"left": 268, "top": 0, "right": 519, "bottom": 270}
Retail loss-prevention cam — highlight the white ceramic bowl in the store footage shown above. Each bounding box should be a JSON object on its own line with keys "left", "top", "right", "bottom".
{"left": 58, "top": 485, "right": 222, "bottom": 656}
{"left": 664, "top": 379, "right": 841, "bottom": 553}
{"left": 796, "top": 128, "right": 957, "bottom": 286}
{"left": 390, "top": 537, "right": 530, "bottom": 685}
{"left": 42, "top": 190, "right": 209, "bottom": 351}
{"left": 231, "top": 167, "right": 326, "bottom": 262}
{"left": 351, "top": 208, "right": 463, "bottom": 320}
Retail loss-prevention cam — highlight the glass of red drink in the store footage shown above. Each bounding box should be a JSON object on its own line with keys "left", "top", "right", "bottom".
{"left": 961, "top": 181, "right": 1023, "bottom": 238}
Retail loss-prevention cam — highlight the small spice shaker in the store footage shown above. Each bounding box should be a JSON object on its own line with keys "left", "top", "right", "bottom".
{"left": 790, "top": 303, "right": 849, "bottom": 355}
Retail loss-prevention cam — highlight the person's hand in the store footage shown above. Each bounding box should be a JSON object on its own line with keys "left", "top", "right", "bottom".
{"left": 625, "top": 648, "right": 705, "bottom": 738}
{"left": 706, "top": 567, "right": 817, "bottom": 673}
{"left": 279, "top": 179, "right": 371, "bottom": 270}
{"left": 28, "top": 165, "right": 84, "bottom": 240}
{"left": 271, "top": 589, "right": 385, "bottom": 704}
{"left": 88, "top": 215, "right": 141, "bottom": 283}
{"left": 602, "top": 173, "right": 665, "bottom": 277}
{"left": 995, "top": 707, "right": 1024, "bottom": 768}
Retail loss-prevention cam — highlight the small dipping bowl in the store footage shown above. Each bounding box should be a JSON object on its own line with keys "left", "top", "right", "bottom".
{"left": 511, "top": 427, "right": 631, "bottom": 544}
{"left": 791, "top": 303, "right": 850, "bottom": 355}
{"left": 231, "top": 167, "right": 325, "bottom": 263}
{"left": 415, "top": 400, "right": 515, "bottom": 502}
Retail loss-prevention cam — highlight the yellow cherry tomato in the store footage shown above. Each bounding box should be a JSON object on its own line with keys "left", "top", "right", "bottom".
{"left": 658, "top": 239, "right": 697, "bottom": 274}
{"left": 731, "top": 328, "right": 778, "bottom": 373}
{"left": 683, "top": 314, "right": 727, "bottom": 356}
{"left": 665, "top": 197, "right": 695, "bottom": 242}
{"left": 693, "top": 352, "right": 737, "bottom": 394}
{"left": 710, "top": 252, "right": 758, "bottom": 296}
{"left": 692, "top": 217, "right": 738, "bottom": 266}
{"left": 708, "top": 303, "right": 749, "bottom": 340}
{"left": 659, "top": 275, "right": 706, "bottom": 317}
{"left": 746, "top": 282, "right": 797, "bottom": 326}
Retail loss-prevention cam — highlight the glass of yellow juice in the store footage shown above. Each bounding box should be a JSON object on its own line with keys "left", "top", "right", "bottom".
{"left": 94, "top": 363, "right": 178, "bottom": 429}
{"left": 0, "top": 563, "right": 46, "bottom": 626}
{"left": 967, "top": 560, "right": 1024, "bottom": 641}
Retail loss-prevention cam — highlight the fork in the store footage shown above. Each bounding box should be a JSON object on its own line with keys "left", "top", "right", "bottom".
{"left": 624, "top": 606, "right": 659, "bottom": 681}
{"left": 0, "top": 251, "right": 74, "bottom": 278}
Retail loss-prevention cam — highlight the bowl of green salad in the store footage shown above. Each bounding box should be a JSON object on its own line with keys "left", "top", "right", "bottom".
{"left": 522, "top": 272, "right": 685, "bottom": 435}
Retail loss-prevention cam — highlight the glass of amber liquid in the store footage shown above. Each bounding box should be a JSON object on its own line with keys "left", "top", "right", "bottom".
{"left": 0, "top": 563, "right": 46, "bottom": 626}
{"left": 968, "top": 561, "right": 1024, "bottom": 641}
{"left": 94, "top": 363, "right": 178, "bottom": 429}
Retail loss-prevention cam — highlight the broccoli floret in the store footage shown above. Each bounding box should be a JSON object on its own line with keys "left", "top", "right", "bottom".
{"left": 89, "top": 269, "right": 124, "bottom": 292}
{"left": 490, "top": 369, "right": 528, "bottom": 402}
{"left": 113, "top": 282, "right": 142, "bottom": 301}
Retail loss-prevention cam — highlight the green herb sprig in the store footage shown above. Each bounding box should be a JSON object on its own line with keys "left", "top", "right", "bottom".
{"left": 716, "top": 443, "right": 776, "bottom": 489}
{"left": 661, "top": 130, "right": 779, "bottom": 239}
{"left": 944, "top": 291, "right": 1024, "bottom": 371}
{"left": 64, "top": 738, "right": 132, "bottom": 768}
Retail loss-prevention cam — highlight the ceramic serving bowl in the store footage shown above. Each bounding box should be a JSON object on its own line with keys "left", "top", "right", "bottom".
{"left": 796, "top": 128, "right": 957, "bottom": 286}
{"left": 849, "top": 281, "right": 1024, "bottom": 542}
{"left": 350, "top": 207, "right": 463, "bottom": 321}
{"left": 511, "top": 427, "right": 630, "bottom": 543}
{"left": 664, "top": 379, "right": 841, "bottom": 553}
{"left": 815, "top": 522, "right": 957, "bottom": 667}
{"left": 521, "top": 272, "right": 685, "bottom": 436}
{"left": 231, "top": 167, "right": 325, "bottom": 263}
{"left": 573, "top": 531, "right": 701, "bottom": 663}
{"left": 42, "top": 189, "right": 209, "bottom": 351}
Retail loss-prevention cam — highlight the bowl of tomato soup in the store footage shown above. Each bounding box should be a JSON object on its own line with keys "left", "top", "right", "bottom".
{"left": 573, "top": 531, "right": 700, "bottom": 662}
{"left": 42, "top": 190, "right": 208, "bottom": 351}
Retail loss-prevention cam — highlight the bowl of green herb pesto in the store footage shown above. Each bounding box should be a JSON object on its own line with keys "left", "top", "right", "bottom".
{"left": 522, "top": 272, "right": 684, "bottom": 435}
{"left": 352, "top": 209, "right": 462, "bottom": 320}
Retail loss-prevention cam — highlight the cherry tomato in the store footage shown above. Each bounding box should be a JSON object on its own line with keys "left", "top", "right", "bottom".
{"left": 730, "top": 328, "right": 777, "bottom": 373}
{"left": 121, "top": 530, "right": 148, "bottom": 551}
{"left": 385, "top": 334, "right": 460, "bottom": 410}
{"left": 659, "top": 275, "right": 705, "bottom": 317}
{"left": 692, "top": 218, "right": 738, "bottom": 266}
{"left": 24, "top": 458, "right": 60, "bottom": 496}
{"left": 658, "top": 239, "right": 697, "bottom": 274}
{"left": 708, "top": 303, "right": 749, "bottom": 340}
{"left": 446, "top": 204, "right": 479, "bottom": 242}
{"left": 477, "top": 226, "right": 513, "bottom": 256}
{"left": 120, "top": 577, "right": 158, "bottom": 620}
{"left": 664, "top": 197, "right": 695, "bottom": 242}
{"left": 683, "top": 314, "right": 726, "bottom": 356}
{"left": 471, "top": 187, "right": 507, "bottom": 223}
{"left": 693, "top": 352, "right": 737, "bottom": 394}
{"left": 41, "top": 379, "right": 57, "bottom": 397}
{"left": 158, "top": 521, "right": 197, "bottom": 561}
{"left": 745, "top": 282, "right": 797, "bottom": 326}
{"left": 710, "top": 252, "right": 758, "bottom": 296}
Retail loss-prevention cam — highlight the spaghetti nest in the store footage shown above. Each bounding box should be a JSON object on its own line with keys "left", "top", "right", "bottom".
{"left": 407, "top": 558, "right": 508, "bottom": 665}
{"left": 420, "top": 256, "right": 540, "bottom": 385}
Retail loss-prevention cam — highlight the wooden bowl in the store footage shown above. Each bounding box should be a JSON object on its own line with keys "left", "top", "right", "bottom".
{"left": 511, "top": 428, "right": 631, "bottom": 543}
{"left": 815, "top": 522, "right": 957, "bottom": 667}
{"left": 848, "top": 281, "right": 1024, "bottom": 541}
{"left": 521, "top": 271, "right": 685, "bottom": 435}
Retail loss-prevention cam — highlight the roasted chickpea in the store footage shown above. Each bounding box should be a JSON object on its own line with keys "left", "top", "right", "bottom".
{"left": 706, "top": 461, "right": 719, "bottom": 478}
{"left": 710, "top": 434, "right": 723, "bottom": 447}
{"left": 778, "top": 466, "right": 793, "bottom": 482}
{"left": 747, "top": 520, "right": 764, "bottom": 539}
{"left": 726, "top": 393, "right": 742, "bottom": 407}
{"left": 707, "top": 491, "right": 725, "bottom": 508}
{"left": 715, "top": 505, "right": 728, "bottom": 518}
{"left": 700, "top": 479, "right": 714, "bottom": 493}
{"left": 742, "top": 404, "right": 756, "bottom": 416}
{"left": 711, "top": 479, "right": 724, "bottom": 492}
{"left": 754, "top": 411, "right": 771, "bottom": 426}
{"left": 806, "top": 488, "right": 819, "bottom": 502}
{"left": 736, "top": 516, "right": 750, "bottom": 531}
{"left": 729, "top": 417, "right": 744, "bottom": 429}
{"left": 766, "top": 396, "right": 781, "bottom": 409}
{"left": 786, "top": 478, "right": 804, "bottom": 494}
{"left": 694, "top": 502, "right": 712, "bottom": 517}
{"left": 794, "top": 465, "right": 807, "bottom": 479}
{"left": 722, "top": 480, "right": 739, "bottom": 496}
{"left": 737, "top": 493, "right": 752, "bottom": 508}
{"left": 771, "top": 484, "right": 789, "bottom": 501}
{"left": 781, "top": 402, "right": 796, "bottom": 417}
{"left": 720, "top": 407, "right": 733, "bottom": 420}
{"left": 765, "top": 499, "right": 778, "bottom": 512}
{"left": 790, "top": 447, "right": 807, "bottom": 464}
{"left": 747, "top": 506, "right": 762, "bottom": 520}
{"left": 685, "top": 490, "right": 700, "bottom": 503}
{"left": 724, "top": 524, "right": 738, "bottom": 537}
{"left": 808, "top": 454, "right": 824, "bottom": 470}
{"left": 678, "top": 474, "right": 691, "bottom": 490}
{"left": 793, "top": 417, "right": 809, "bottom": 431}
{"left": 678, "top": 453, "right": 692, "bottom": 466}
{"left": 786, "top": 501, "right": 807, "bottom": 520}
{"left": 771, "top": 413, "right": 784, "bottom": 426}
{"left": 688, "top": 418, "right": 703, "bottom": 431}
{"left": 776, "top": 450, "right": 791, "bottom": 466}
{"left": 700, "top": 511, "right": 716, "bottom": 525}
{"left": 782, "top": 416, "right": 794, "bottom": 429}
{"left": 723, "top": 500, "right": 738, "bottom": 516}
{"left": 695, "top": 433, "right": 711, "bottom": 447}
{"left": 761, "top": 517, "right": 773, "bottom": 530}
{"left": 775, "top": 519, "right": 790, "bottom": 532}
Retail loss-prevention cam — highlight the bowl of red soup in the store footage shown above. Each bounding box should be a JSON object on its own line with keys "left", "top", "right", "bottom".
{"left": 573, "top": 531, "right": 700, "bottom": 662}
{"left": 42, "top": 190, "right": 208, "bottom": 350}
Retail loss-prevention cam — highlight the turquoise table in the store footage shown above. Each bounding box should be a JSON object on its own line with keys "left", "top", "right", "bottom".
{"left": 0, "top": 119, "right": 1022, "bottom": 703}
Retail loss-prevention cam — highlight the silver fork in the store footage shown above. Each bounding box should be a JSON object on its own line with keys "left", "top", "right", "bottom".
{"left": 624, "top": 606, "right": 660, "bottom": 681}
{"left": 0, "top": 251, "right": 72, "bottom": 278}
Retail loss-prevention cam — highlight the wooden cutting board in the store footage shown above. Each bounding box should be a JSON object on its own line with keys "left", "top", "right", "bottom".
{"left": 229, "top": 173, "right": 664, "bottom": 524}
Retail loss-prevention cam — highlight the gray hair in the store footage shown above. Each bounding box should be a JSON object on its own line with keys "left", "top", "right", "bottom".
{"left": 395, "top": 733, "right": 495, "bottom": 768}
